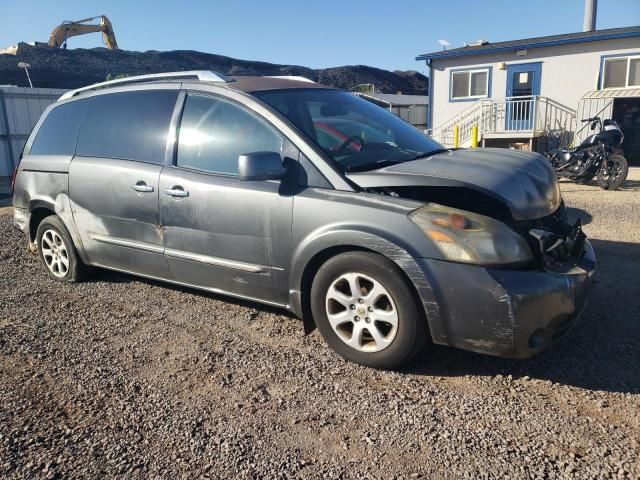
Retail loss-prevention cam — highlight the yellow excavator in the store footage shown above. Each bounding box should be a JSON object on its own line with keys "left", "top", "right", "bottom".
{"left": 48, "top": 15, "right": 118, "bottom": 50}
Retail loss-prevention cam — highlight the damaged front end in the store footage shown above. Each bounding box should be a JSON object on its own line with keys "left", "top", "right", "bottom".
{"left": 364, "top": 183, "right": 587, "bottom": 273}
{"left": 343, "top": 148, "right": 595, "bottom": 358}
{"left": 516, "top": 203, "right": 587, "bottom": 271}
{"left": 360, "top": 183, "right": 595, "bottom": 358}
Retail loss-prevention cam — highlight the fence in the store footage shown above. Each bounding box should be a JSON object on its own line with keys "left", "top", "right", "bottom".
{"left": 0, "top": 87, "right": 67, "bottom": 197}
{"left": 390, "top": 104, "right": 428, "bottom": 130}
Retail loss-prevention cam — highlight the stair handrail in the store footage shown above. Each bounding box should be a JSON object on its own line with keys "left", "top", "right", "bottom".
{"left": 430, "top": 101, "right": 485, "bottom": 145}
{"left": 430, "top": 96, "right": 578, "bottom": 148}
{"left": 570, "top": 101, "right": 612, "bottom": 147}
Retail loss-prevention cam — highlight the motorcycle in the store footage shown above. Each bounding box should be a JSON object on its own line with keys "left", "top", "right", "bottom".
{"left": 546, "top": 116, "right": 628, "bottom": 190}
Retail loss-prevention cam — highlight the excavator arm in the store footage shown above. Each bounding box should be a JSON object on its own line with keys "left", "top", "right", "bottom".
{"left": 48, "top": 15, "right": 118, "bottom": 50}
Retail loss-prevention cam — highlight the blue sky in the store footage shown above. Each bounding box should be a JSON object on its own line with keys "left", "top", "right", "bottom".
{"left": 1, "top": 0, "right": 638, "bottom": 74}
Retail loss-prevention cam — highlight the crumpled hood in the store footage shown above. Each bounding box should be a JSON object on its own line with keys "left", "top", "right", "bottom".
{"left": 346, "top": 148, "right": 561, "bottom": 220}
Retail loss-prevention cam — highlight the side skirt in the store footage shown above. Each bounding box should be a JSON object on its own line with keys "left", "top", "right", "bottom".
{"left": 90, "top": 262, "right": 290, "bottom": 310}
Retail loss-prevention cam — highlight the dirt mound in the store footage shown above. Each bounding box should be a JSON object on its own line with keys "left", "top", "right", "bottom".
{"left": 0, "top": 43, "right": 428, "bottom": 94}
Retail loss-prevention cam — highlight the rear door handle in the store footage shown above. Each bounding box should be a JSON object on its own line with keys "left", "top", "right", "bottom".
{"left": 131, "top": 181, "right": 154, "bottom": 193}
{"left": 164, "top": 186, "right": 189, "bottom": 197}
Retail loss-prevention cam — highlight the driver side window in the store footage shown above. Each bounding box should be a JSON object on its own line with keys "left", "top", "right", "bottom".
{"left": 177, "top": 94, "right": 283, "bottom": 175}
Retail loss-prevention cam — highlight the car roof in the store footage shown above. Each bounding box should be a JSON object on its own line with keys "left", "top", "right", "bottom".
{"left": 58, "top": 71, "right": 337, "bottom": 102}
{"left": 227, "top": 76, "right": 334, "bottom": 93}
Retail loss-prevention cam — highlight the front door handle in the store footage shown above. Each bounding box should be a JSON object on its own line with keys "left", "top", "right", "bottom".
{"left": 131, "top": 181, "right": 154, "bottom": 193}
{"left": 164, "top": 186, "right": 189, "bottom": 198}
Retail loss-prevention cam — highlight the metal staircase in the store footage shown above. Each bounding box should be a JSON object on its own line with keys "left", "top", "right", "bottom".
{"left": 429, "top": 96, "right": 577, "bottom": 149}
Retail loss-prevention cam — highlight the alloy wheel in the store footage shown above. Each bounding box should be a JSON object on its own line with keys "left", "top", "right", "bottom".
{"left": 325, "top": 272, "right": 398, "bottom": 352}
{"left": 40, "top": 229, "right": 69, "bottom": 278}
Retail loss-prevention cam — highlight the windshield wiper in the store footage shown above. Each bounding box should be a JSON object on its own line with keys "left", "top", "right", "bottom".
{"left": 344, "top": 148, "right": 452, "bottom": 173}
{"left": 407, "top": 148, "right": 451, "bottom": 161}
{"left": 345, "top": 159, "right": 401, "bottom": 173}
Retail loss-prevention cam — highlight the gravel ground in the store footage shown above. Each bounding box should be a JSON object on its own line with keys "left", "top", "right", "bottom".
{"left": 1, "top": 170, "right": 639, "bottom": 479}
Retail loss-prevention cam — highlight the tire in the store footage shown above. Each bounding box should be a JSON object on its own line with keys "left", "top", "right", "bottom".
{"left": 35, "top": 215, "right": 88, "bottom": 283}
{"left": 310, "top": 251, "right": 427, "bottom": 369}
{"left": 597, "top": 155, "right": 628, "bottom": 190}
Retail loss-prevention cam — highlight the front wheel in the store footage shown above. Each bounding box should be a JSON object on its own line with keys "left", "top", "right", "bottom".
{"left": 597, "top": 155, "right": 628, "bottom": 190}
{"left": 310, "top": 251, "right": 427, "bottom": 369}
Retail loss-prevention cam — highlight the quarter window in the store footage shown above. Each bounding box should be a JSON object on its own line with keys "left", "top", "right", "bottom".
{"left": 29, "top": 100, "right": 87, "bottom": 156}
{"left": 177, "top": 94, "right": 283, "bottom": 175}
{"left": 451, "top": 69, "right": 489, "bottom": 99}
{"left": 76, "top": 90, "right": 178, "bottom": 164}
{"left": 602, "top": 55, "right": 640, "bottom": 89}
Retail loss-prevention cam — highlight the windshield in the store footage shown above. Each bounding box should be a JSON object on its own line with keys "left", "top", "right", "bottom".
{"left": 253, "top": 89, "right": 444, "bottom": 172}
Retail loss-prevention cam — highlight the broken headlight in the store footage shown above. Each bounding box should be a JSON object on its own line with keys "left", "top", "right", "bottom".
{"left": 409, "top": 204, "right": 533, "bottom": 265}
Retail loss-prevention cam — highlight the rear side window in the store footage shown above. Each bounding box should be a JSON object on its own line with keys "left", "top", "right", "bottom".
{"left": 29, "top": 100, "right": 87, "bottom": 155}
{"left": 76, "top": 90, "right": 178, "bottom": 164}
{"left": 177, "top": 94, "right": 283, "bottom": 175}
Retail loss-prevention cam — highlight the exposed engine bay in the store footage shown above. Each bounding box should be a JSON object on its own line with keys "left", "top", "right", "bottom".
{"left": 365, "top": 185, "right": 586, "bottom": 269}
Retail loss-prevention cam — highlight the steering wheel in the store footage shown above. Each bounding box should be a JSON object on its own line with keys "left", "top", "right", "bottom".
{"left": 335, "top": 135, "right": 365, "bottom": 155}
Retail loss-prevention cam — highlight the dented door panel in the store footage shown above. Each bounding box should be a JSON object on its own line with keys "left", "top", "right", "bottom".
{"left": 69, "top": 156, "right": 169, "bottom": 278}
{"left": 13, "top": 155, "right": 87, "bottom": 261}
{"left": 159, "top": 166, "right": 293, "bottom": 304}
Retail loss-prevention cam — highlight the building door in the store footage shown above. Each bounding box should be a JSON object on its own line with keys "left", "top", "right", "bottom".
{"left": 505, "top": 63, "right": 542, "bottom": 131}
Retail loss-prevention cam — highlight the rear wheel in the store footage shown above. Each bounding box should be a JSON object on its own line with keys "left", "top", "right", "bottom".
{"left": 36, "top": 215, "right": 88, "bottom": 282}
{"left": 310, "top": 251, "right": 427, "bottom": 369}
{"left": 597, "top": 155, "right": 628, "bottom": 190}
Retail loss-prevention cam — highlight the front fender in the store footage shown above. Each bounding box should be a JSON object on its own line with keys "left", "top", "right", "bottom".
{"left": 288, "top": 227, "right": 445, "bottom": 342}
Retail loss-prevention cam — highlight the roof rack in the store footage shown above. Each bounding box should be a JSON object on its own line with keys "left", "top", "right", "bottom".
{"left": 59, "top": 70, "right": 231, "bottom": 101}
{"left": 265, "top": 75, "right": 316, "bottom": 83}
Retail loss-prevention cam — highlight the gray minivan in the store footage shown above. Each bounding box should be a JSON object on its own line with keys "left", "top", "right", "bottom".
{"left": 12, "top": 71, "right": 595, "bottom": 368}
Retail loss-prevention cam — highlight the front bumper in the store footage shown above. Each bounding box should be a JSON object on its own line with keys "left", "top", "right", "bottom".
{"left": 416, "top": 240, "right": 596, "bottom": 358}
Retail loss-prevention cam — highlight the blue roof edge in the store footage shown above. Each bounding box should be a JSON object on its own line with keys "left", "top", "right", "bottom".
{"left": 415, "top": 29, "right": 640, "bottom": 61}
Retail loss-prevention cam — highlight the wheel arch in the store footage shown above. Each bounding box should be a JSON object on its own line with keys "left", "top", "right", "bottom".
{"left": 290, "top": 230, "right": 439, "bottom": 337}
{"left": 28, "top": 200, "right": 57, "bottom": 242}
{"left": 27, "top": 197, "right": 89, "bottom": 264}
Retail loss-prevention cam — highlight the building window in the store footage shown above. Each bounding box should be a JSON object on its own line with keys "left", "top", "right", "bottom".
{"left": 602, "top": 55, "right": 640, "bottom": 89}
{"left": 450, "top": 69, "right": 489, "bottom": 100}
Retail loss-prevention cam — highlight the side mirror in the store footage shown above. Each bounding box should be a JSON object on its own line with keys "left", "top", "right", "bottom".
{"left": 238, "top": 152, "right": 286, "bottom": 181}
